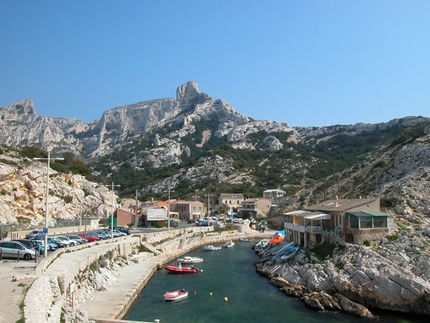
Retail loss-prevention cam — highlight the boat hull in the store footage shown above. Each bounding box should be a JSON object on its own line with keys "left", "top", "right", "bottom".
{"left": 165, "top": 265, "right": 198, "bottom": 273}
{"left": 204, "top": 245, "right": 222, "bottom": 251}
{"left": 164, "top": 289, "right": 189, "bottom": 301}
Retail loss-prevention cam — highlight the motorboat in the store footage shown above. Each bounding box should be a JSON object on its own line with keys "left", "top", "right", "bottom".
{"left": 178, "top": 256, "right": 204, "bottom": 264}
{"left": 163, "top": 289, "right": 189, "bottom": 301}
{"left": 239, "top": 237, "right": 251, "bottom": 242}
{"left": 204, "top": 245, "right": 222, "bottom": 251}
{"left": 165, "top": 264, "right": 199, "bottom": 273}
{"left": 224, "top": 240, "right": 235, "bottom": 248}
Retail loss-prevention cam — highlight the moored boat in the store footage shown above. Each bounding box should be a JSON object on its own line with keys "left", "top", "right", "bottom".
{"left": 165, "top": 264, "right": 199, "bottom": 273}
{"left": 224, "top": 240, "right": 235, "bottom": 248}
{"left": 163, "top": 289, "right": 189, "bottom": 301}
{"left": 178, "top": 256, "right": 204, "bottom": 264}
{"left": 280, "top": 245, "right": 299, "bottom": 261}
{"left": 204, "top": 245, "right": 222, "bottom": 251}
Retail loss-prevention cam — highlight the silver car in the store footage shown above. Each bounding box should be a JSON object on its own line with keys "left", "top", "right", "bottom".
{"left": 0, "top": 241, "right": 36, "bottom": 260}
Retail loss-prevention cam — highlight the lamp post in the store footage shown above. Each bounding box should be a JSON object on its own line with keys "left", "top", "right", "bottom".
{"left": 33, "top": 152, "right": 64, "bottom": 258}
{"left": 109, "top": 182, "right": 121, "bottom": 240}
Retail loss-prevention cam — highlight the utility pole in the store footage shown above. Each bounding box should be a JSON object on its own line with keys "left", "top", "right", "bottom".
{"left": 108, "top": 182, "right": 121, "bottom": 240}
{"left": 33, "top": 151, "right": 64, "bottom": 258}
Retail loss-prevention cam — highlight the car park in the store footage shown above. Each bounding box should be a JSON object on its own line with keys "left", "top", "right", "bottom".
{"left": 0, "top": 241, "right": 36, "bottom": 260}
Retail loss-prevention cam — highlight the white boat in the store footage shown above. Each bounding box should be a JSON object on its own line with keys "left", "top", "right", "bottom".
{"left": 239, "top": 237, "right": 251, "bottom": 242}
{"left": 178, "top": 256, "right": 204, "bottom": 264}
{"left": 224, "top": 240, "right": 235, "bottom": 248}
{"left": 254, "top": 238, "right": 269, "bottom": 250}
{"left": 204, "top": 245, "right": 222, "bottom": 251}
{"left": 163, "top": 289, "right": 189, "bottom": 301}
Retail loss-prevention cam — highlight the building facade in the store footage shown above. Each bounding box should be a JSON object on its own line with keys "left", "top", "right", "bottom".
{"left": 219, "top": 193, "right": 245, "bottom": 214}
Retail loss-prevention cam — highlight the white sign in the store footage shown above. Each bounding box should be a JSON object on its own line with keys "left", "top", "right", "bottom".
{"left": 147, "top": 208, "right": 168, "bottom": 221}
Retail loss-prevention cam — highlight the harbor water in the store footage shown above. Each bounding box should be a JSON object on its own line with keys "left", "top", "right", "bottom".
{"left": 124, "top": 241, "right": 426, "bottom": 323}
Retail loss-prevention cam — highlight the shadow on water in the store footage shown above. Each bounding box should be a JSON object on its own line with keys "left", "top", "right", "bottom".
{"left": 124, "top": 242, "right": 427, "bottom": 323}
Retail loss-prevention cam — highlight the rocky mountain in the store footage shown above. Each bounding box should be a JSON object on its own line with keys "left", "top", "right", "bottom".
{"left": 1, "top": 80, "right": 430, "bottom": 226}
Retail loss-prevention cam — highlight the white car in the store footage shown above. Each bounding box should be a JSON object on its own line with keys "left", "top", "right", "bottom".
{"left": 54, "top": 235, "right": 77, "bottom": 247}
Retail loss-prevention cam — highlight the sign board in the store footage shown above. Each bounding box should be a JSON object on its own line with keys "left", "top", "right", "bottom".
{"left": 43, "top": 227, "right": 48, "bottom": 234}
{"left": 147, "top": 208, "right": 168, "bottom": 221}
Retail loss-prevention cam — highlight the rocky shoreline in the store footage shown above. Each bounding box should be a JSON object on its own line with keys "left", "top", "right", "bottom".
{"left": 254, "top": 236, "right": 430, "bottom": 319}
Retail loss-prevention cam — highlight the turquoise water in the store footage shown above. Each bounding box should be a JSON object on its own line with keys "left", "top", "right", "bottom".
{"left": 124, "top": 242, "right": 426, "bottom": 323}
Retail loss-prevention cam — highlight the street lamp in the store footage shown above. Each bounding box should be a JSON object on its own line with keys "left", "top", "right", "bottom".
{"left": 33, "top": 152, "right": 64, "bottom": 258}
{"left": 109, "top": 182, "right": 120, "bottom": 240}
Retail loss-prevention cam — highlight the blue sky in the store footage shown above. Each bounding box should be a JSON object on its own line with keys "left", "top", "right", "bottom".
{"left": 1, "top": 1, "right": 429, "bottom": 127}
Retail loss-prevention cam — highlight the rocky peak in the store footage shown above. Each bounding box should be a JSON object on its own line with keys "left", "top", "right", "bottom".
{"left": 0, "top": 98, "right": 37, "bottom": 121}
{"left": 176, "top": 80, "right": 200, "bottom": 104}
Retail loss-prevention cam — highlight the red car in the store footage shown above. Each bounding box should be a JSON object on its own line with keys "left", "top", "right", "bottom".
{"left": 79, "top": 234, "right": 101, "bottom": 242}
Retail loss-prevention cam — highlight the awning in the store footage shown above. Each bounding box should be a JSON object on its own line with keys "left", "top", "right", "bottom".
{"left": 304, "top": 213, "right": 331, "bottom": 220}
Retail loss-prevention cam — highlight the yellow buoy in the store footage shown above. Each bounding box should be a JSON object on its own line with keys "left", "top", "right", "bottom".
{"left": 210, "top": 292, "right": 213, "bottom": 296}
{"left": 224, "top": 297, "right": 228, "bottom": 302}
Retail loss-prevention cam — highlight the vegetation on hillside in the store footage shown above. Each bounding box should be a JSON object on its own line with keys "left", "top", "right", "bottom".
{"left": 4, "top": 120, "right": 427, "bottom": 205}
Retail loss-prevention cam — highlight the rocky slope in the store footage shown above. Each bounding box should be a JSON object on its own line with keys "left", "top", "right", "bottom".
{"left": 0, "top": 148, "right": 115, "bottom": 227}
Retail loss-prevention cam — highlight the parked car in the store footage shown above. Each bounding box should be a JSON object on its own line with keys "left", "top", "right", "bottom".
{"left": 55, "top": 235, "right": 77, "bottom": 246}
{"left": 0, "top": 241, "right": 36, "bottom": 260}
{"left": 67, "top": 235, "right": 87, "bottom": 244}
{"left": 114, "top": 226, "right": 130, "bottom": 235}
{"left": 79, "top": 233, "right": 100, "bottom": 242}
{"left": 92, "top": 231, "right": 109, "bottom": 240}
{"left": 113, "top": 229, "right": 127, "bottom": 237}
{"left": 25, "top": 230, "right": 45, "bottom": 239}
{"left": 39, "top": 239, "right": 59, "bottom": 251}
{"left": 49, "top": 237, "right": 72, "bottom": 248}
{"left": 46, "top": 237, "right": 62, "bottom": 249}
{"left": 11, "top": 239, "right": 35, "bottom": 251}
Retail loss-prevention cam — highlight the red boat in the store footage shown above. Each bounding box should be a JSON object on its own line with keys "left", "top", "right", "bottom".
{"left": 165, "top": 264, "right": 198, "bottom": 273}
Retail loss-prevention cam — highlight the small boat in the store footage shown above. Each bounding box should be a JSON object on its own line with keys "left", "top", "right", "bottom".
{"left": 204, "top": 245, "right": 222, "bottom": 251}
{"left": 280, "top": 245, "right": 299, "bottom": 261}
{"left": 239, "top": 238, "right": 251, "bottom": 242}
{"left": 163, "top": 289, "right": 189, "bottom": 301}
{"left": 224, "top": 240, "right": 235, "bottom": 248}
{"left": 165, "top": 264, "right": 199, "bottom": 273}
{"left": 178, "top": 256, "right": 204, "bottom": 264}
{"left": 253, "top": 238, "right": 269, "bottom": 250}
